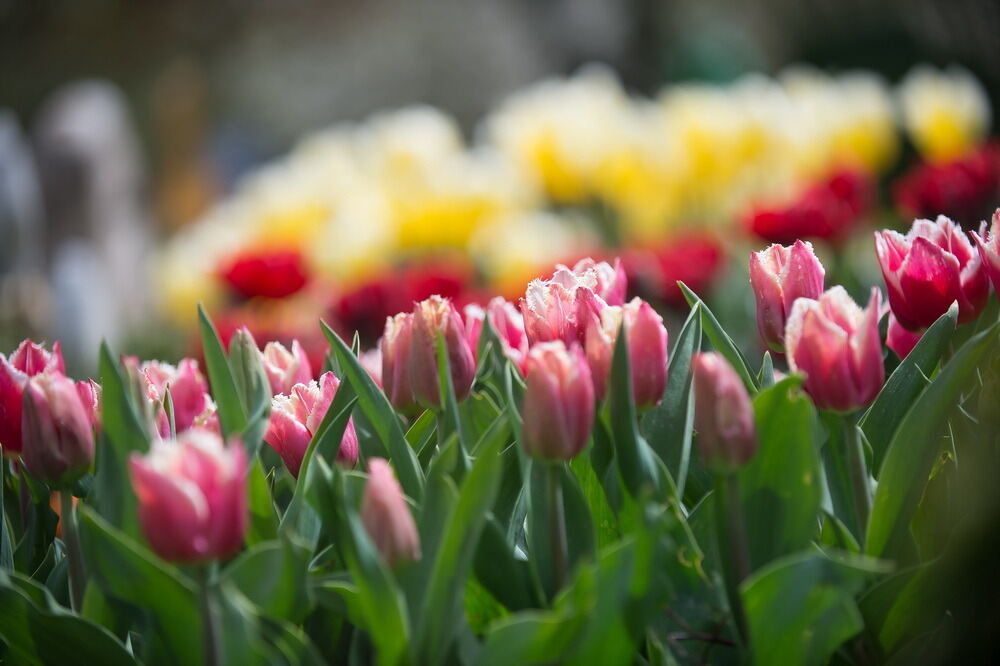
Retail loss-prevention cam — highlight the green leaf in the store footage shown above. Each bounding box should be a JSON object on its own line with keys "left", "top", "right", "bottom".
{"left": 1, "top": 457, "right": 13, "bottom": 570}
{"left": 473, "top": 518, "right": 539, "bottom": 612}
{"left": 569, "top": 454, "right": 619, "bottom": 550}
{"left": 758, "top": 351, "right": 775, "bottom": 388}
{"left": 223, "top": 536, "right": 311, "bottom": 622}
{"left": 739, "top": 376, "right": 822, "bottom": 570}
{"left": 0, "top": 570, "right": 136, "bottom": 665}
{"left": 435, "top": 333, "right": 470, "bottom": 474}
{"left": 866, "top": 320, "right": 1000, "bottom": 560}
{"left": 322, "top": 321, "right": 424, "bottom": 501}
{"left": 860, "top": 303, "right": 957, "bottom": 473}
{"left": 198, "top": 304, "right": 247, "bottom": 440}
{"left": 679, "top": 281, "right": 758, "bottom": 393}
{"left": 246, "top": 457, "right": 278, "bottom": 546}
{"left": 227, "top": 332, "right": 272, "bottom": 458}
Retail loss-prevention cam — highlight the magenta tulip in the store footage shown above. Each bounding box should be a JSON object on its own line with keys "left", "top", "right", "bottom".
{"left": 264, "top": 371, "right": 358, "bottom": 476}
{"left": 521, "top": 341, "right": 595, "bottom": 461}
{"left": 749, "top": 240, "right": 826, "bottom": 352}
{"left": 361, "top": 458, "right": 421, "bottom": 567}
{"left": 380, "top": 313, "right": 418, "bottom": 412}
{"left": 886, "top": 313, "right": 922, "bottom": 360}
{"left": 691, "top": 352, "right": 757, "bottom": 472}
{"left": 875, "top": 215, "right": 988, "bottom": 330}
{"left": 971, "top": 208, "right": 1000, "bottom": 294}
{"left": 261, "top": 339, "right": 313, "bottom": 396}
{"left": 0, "top": 340, "right": 64, "bottom": 456}
{"left": 129, "top": 428, "right": 248, "bottom": 563}
{"left": 136, "top": 359, "right": 216, "bottom": 438}
{"left": 408, "top": 295, "right": 477, "bottom": 409}
{"left": 785, "top": 286, "right": 885, "bottom": 412}
{"left": 21, "top": 372, "right": 95, "bottom": 486}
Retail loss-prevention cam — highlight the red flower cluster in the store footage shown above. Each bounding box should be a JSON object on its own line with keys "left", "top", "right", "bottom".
{"left": 219, "top": 249, "right": 310, "bottom": 300}
{"left": 893, "top": 143, "right": 1000, "bottom": 228}
{"left": 623, "top": 233, "right": 724, "bottom": 308}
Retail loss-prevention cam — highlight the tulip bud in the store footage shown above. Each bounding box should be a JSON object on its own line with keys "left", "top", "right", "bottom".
{"left": 749, "top": 240, "right": 826, "bottom": 352}
{"left": 0, "top": 340, "right": 64, "bottom": 456}
{"left": 521, "top": 341, "right": 595, "bottom": 461}
{"left": 785, "top": 286, "right": 885, "bottom": 412}
{"left": 21, "top": 372, "right": 95, "bottom": 486}
{"left": 691, "top": 352, "right": 757, "bottom": 472}
{"left": 971, "top": 209, "right": 1000, "bottom": 294}
{"left": 408, "top": 295, "right": 477, "bottom": 409}
{"left": 875, "top": 215, "right": 988, "bottom": 330}
{"left": 361, "top": 458, "right": 421, "bottom": 566}
{"left": 260, "top": 339, "right": 313, "bottom": 396}
{"left": 585, "top": 298, "right": 668, "bottom": 409}
{"left": 129, "top": 429, "right": 248, "bottom": 563}
{"left": 485, "top": 297, "right": 530, "bottom": 374}
{"left": 380, "top": 313, "right": 418, "bottom": 412}
{"left": 264, "top": 371, "right": 358, "bottom": 476}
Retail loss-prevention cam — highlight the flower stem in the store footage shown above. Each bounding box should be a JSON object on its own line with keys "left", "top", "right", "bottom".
{"left": 714, "top": 472, "right": 750, "bottom": 645}
{"left": 197, "top": 565, "right": 222, "bottom": 666}
{"left": 843, "top": 416, "right": 871, "bottom": 536}
{"left": 547, "top": 464, "right": 568, "bottom": 592}
{"left": 59, "top": 491, "right": 85, "bottom": 612}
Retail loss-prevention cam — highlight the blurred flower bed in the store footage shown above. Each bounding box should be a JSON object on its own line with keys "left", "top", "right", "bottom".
{"left": 157, "top": 63, "right": 998, "bottom": 359}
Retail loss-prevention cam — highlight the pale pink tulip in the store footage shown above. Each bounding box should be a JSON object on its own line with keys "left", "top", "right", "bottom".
{"left": 361, "top": 458, "right": 421, "bottom": 566}
{"left": 971, "top": 208, "right": 1000, "bottom": 294}
{"left": 749, "top": 240, "right": 826, "bottom": 352}
{"left": 692, "top": 352, "right": 757, "bottom": 472}
{"left": 261, "top": 339, "right": 313, "bottom": 396}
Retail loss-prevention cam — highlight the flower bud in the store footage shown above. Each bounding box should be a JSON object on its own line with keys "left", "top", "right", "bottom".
{"left": 521, "top": 341, "right": 595, "bottom": 461}
{"left": 264, "top": 371, "right": 358, "bottom": 476}
{"left": 971, "top": 209, "right": 1000, "bottom": 294}
{"left": 361, "top": 458, "right": 421, "bottom": 566}
{"left": 408, "top": 296, "right": 477, "bottom": 409}
{"left": 585, "top": 298, "right": 668, "bottom": 409}
{"left": 21, "top": 372, "right": 95, "bottom": 486}
{"left": 380, "top": 313, "right": 418, "bottom": 412}
{"left": 129, "top": 429, "right": 248, "bottom": 563}
{"left": 485, "top": 297, "right": 530, "bottom": 374}
{"left": 691, "top": 352, "right": 757, "bottom": 472}
{"left": 749, "top": 240, "right": 826, "bottom": 352}
{"left": 0, "top": 340, "right": 64, "bottom": 456}
{"left": 261, "top": 339, "right": 313, "bottom": 396}
{"left": 875, "top": 215, "right": 988, "bottom": 330}
{"left": 785, "top": 286, "right": 885, "bottom": 412}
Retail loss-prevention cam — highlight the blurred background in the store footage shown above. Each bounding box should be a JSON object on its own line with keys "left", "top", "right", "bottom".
{"left": 2, "top": 0, "right": 999, "bottom": 376}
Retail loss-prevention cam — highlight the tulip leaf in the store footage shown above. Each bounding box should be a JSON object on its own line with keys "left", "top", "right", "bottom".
{"left": 758, "top": 351, "right": 775, "bottom": 388}
{"left": 860, "top": 303, "right": 957, "bottom": 473}
{"left": 227, "top": 333, "right": 272, "bottom": 458}
{"left": 436, "top": 333, "right": 471, "bottom": 475}
{"left": 0, "top": 569, "right": 136, "bottom": 665}
{"left": 246, "top": 457, "right": 278, "bottom": 546}
{"left": 1, "top": 459, "right": 13, "bottom": 571}
{"left": 197, "top": 304, "right": 247, "bottom": 440}
{"left": 473, "top": 517, "right": 540, "bottom": 612}
{"left": 223, "top": 536, "right": 312, "bottom": 622}
{"left": 866, "top": 319, "right": 1000, "bottom": 560}
{"left": 322, "top": 320, "right": 424, "bottom": 501}
{"left": 678, "top": 281, "right": 758, "bottom": 394}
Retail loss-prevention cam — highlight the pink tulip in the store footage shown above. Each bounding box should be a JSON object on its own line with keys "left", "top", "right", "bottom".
{"left": 749, "top": 240, "right": 826, "bottom": 352}
{"left": 875, "top": 215, "right": 988, "bottom": 330}
{"left": 485, "top": 297, "right": 530, "bottom": 374}
{"left": 75, "top": 379, "right": 102, "bottom": 429}
{"left": 0, "top": 340, "right": 64, "bottom": 456}
{"left": 136, "top": 359, "right": 216, "bottom": 438}
{"left": 361, "top": 458, "right": 421, "bottom": 566}
{"left": 521, "top": 266, "right": 610, "bottom": 346}
{"left": 585, "top": 298, "right": 669, "bottom": 409}
{"left": 129, "top": 429, "right": 248, "bottom": 563}
{"left": 886, "top": 313, "right": 922, "bottom": 360}
{"left": 408, "top": 296, "right": 477, "bottom": 409}
{"left": 21, "top": 372, "right": 95, "bottom": 486}
{"left": 785, "top": 286, "right": 885, "bottom": 412}
{"left": 521, "top": 341, "right": 595, "bottom": 461}
{"left": 264, "top": 371, "right": 358, "bottom": 476}
{"left": 359, "top": 348, "right": 383, "bottom": 388}
{"left": 261, "top": 339, "right": 313, "bottom": 396}
{"left": 691, "top": 352, "right": 757, "bottom": 472}
{"left": 971, "top": 208, "right": 1000, "bottom": 294}
{"left": 462, "top": 303, "right": 485, "bottom": 358}
{"left": 380, "top": 313, "right": 418, "bottom": 412}
{"left": 559, "top": 257, "right": 628, "bottom": 306}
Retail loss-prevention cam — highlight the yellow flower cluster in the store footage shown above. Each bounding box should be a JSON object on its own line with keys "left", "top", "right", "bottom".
{"left": 157, "top": 64, "right": 991, "bottom": 323}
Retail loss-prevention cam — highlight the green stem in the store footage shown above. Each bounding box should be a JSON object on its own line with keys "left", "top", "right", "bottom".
{"left": 843, "top": 416, "right": 871, "bottom": 537}
{"left": 714, "top": 473, "right": 750, "bottom": 645}
{"left": 60, "top": 491, "right": 85, "bottom": 612}
{"left": 548, "top": 464, "right": 568, "bottom": 592}
{"left": 197, "top": 566, "right": 222, "bottom": 666}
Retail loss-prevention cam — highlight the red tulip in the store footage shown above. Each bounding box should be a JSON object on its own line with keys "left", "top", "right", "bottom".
{"left": 361, "top": 458, "right": 421, "bottom": 566}
{"left": 622, "top": 234, "right": 725, "bottom": 308}
{"left": 380, "top": 313, "right": 418, "bottom": 413}
{"left": 749, "top": 240, "right": 826, "bottom": 352}
{"left": 0, "top": 340, "right": 64, "bottom": 456}
{"left": 875, "top": 215, "right": 988, "bottom": 330}
{"left": 971, "top": 208, "right": 1000, "bottom": 293}
{"left": 264, "top": 371, "right": 358, "bottom": 476}
{"left": 261, "top": 339, "right": 313, "bottom": 396}
{"left": 129, "top": 429, "right": 248, "bottom": 563}
{"left": 220, "top": 248, "right": 309, "bottom": 300}
{"left": 893, "top": 143, "right": 1000, "bottom": 227}
{"left": 785, "top": 287, "right": 885, "bottom": 412}
{"left": 408, "top": 296, "right": 477, "bottom": 409}
{"left": 691, "top": 352, "right": 757, "bottom": 472}
{"left": 521, "top": 341, "right": 595, "bottom": 461}
{"left": 21, "top": 372, "right": 95, "bottom": 486}
{"left": 585, "top": 298, "right": 669, "bottom": 409}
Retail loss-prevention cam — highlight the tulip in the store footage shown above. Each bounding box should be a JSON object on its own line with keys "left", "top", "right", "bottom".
{"left": 360, "top": 458, "right": 421, "bottom": 566}
{"left": 0, "top": 340, "right": 64, "bottom": 455}
{"left": 264, "top": 371, "right": 358, "bottom": 476}
{"left": 359, "top": 348, "right": 383, "bottom": 388}
{"left": 749, "top": 240, "right": 826, "bottom": 352}
{"left": 380, "top": 313, "right": 418, "bottom": 412}
{"left": 76, "top": 379, "right": 102, "bottom": 429}
{"left": 137, "top": 359, "right": 216, "bottom": 437}
{"left": 886, "top": 313, "right": 923, "bottom": 360}
{"left": 408, "top": 295, "right": 477, "bottom": 409}
{"left": 260, "top": 339, "right": 313, "bottom": 396}
{"left": 521, "top": 266, "right": 609, "bottom": 346}
{"left": 691, "top": 352, "right": 757, "bottom": 473}
{"left": 129, "top": 429, "right": 248, "bottom": 563}
{"left": 485, "top": 297, "right": 530, "bottom": 374}
{"left": 585, "top": 298, "right": 668, "bottom": 409}
{"left": 462, "top": 303, "right": 485, "bottom": 357}
{"left": 971, "top": 208, "right": 1000, "bottom": 293}
{"left": 875, "top": 215, "right": 988, "bottom": 330}
{"left": 785, "top": 286, "right": 885, "bottom": 412}
{"left": 521, "top": 341, "right": 595, "bottom": 461}
{"left": 559, "top": 257, "right": 628, "bottom": 306}
{"left": 21, "top": 372, "right": 95, "bottom": 486}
